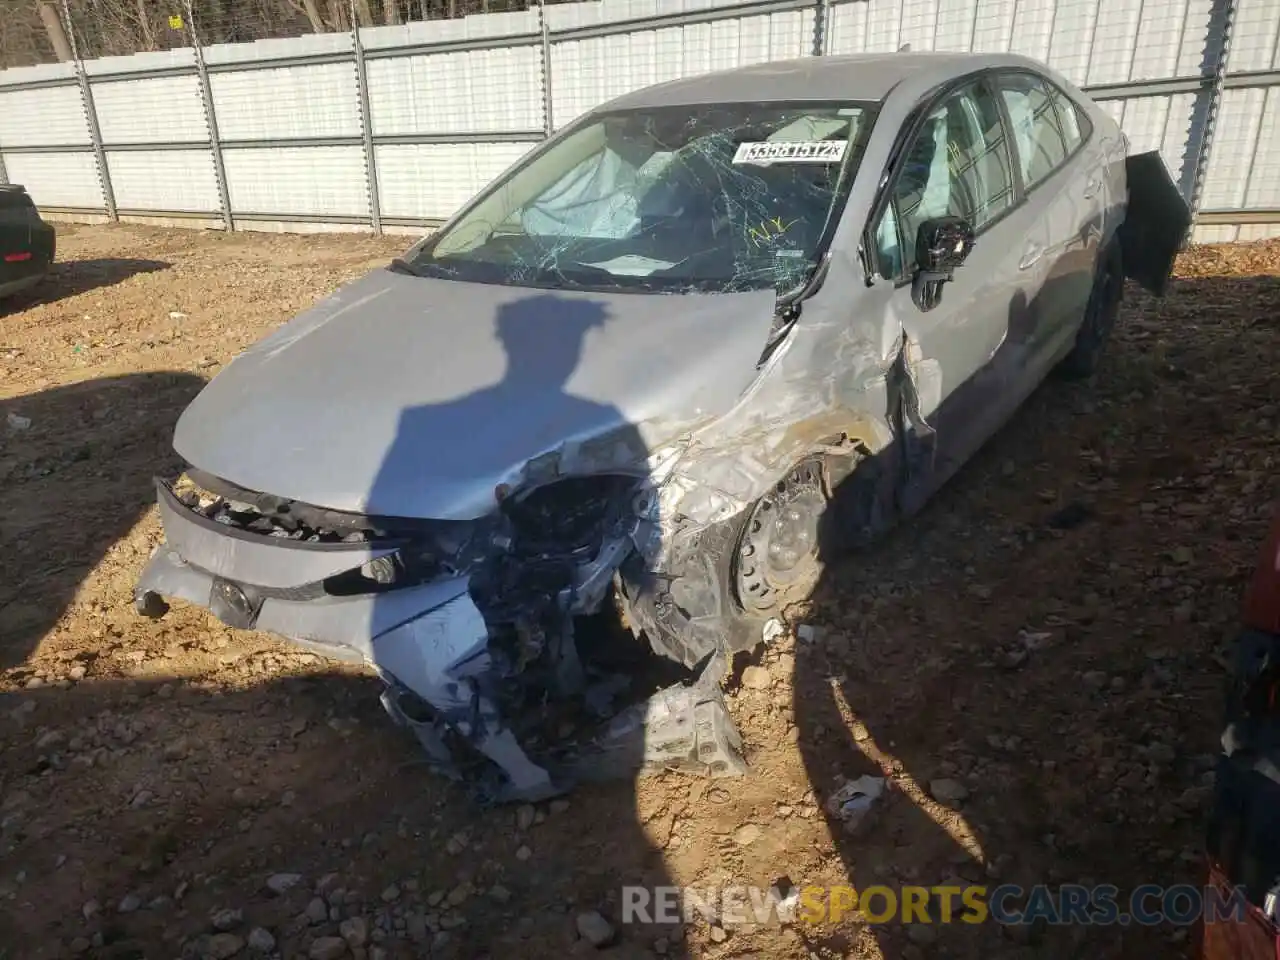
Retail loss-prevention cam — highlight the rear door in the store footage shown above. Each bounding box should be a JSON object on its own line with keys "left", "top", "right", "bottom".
{"left": 862, "top": 76, "right": 1043, "bottom": 512}
{"left": 994, "top": 70, "right": 1103, "bottom": 365}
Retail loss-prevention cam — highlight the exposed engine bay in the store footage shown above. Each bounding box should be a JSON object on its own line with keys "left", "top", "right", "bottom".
{"left": 136, "top": 469, "right": 749, "bottom": 804}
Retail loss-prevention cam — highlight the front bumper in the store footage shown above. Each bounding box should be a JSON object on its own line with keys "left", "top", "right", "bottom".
{"left": 135, "top": 479, "right": 747, "bottom": 802}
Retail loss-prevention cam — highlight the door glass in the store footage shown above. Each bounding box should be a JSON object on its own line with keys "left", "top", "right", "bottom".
{"left": 998, "top": 73, "right": 1070, "bottom": 189}
{"left": 874, "top": 82, "right": 1015, "bottom": 279}
{"left": 1049, "top": 85, "right": 1087, "bottom": 152}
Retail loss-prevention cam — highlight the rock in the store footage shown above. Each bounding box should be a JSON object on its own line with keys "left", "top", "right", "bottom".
{"left": 118, "top": 892, "right": 142, "bottom": 913}
{"left": 653, "top": 936, "right": 669, "bottom": 955}
{"left": 929, "top": 779, "right": 970, "bottom": 803}
{"left": 907, "top": 924, "right": 938, "bottom": 945}
{"left": 163, "top": 738, "right": 190, "bottom": 761}
{"left": 489, "top": 885, "right": 511, "bottom": 903}
{"left": 549, "top": 799, "right": 570, "bottom": 815}
{"left": 211, "top": 907, "right": 243, "bottom": 931}
{"left": 340, "top": 917, "right": 368, "bottom": 947}
{"left": 741, "top": 666, "right": 771, "bottom": 690}
{"left": 205, "top": 933, "right": 245, "bottom": 958}
{"left": 266, "top": 873, "right": 304, "bottom": 895}
{"left": 516, "top": 804, "right": 536, "bottom": 831}
{"left": 575, "top": 910, "right": 615, "bottom": 947}
{"left": 1082, "top": 670, "right": 1108, "bottom": 691}
{"left": 247, "top": 928, "right": 276, "bottom": 953}
{"left": 69, "top": 938, "right": 91, "bottom": 955}
{"left": 515, "top": 845, "right": 532, "bottom": 861}
{"left": 380, "top": 883, "right": 401, "bottom": 903}
{"left": 709, "top": 925, "right": 728, "bottom": 942}
{"left": 36, "top": 729, "right": 65, "bottom": 750}
{"left": 82, "top": 899, "right": 101, "bottom": 921}
{"left": 68, "top": 665, "right": 87, "bottom": 681}
{"left": 406, "top": 913, "right": 429, "bottom": 943}
{"left": 306, "top": 897, "right": 329, "bottom": 924}
{"left": 733, "top": 823, "right": 763, "bottom": 847}
{"left": 446, "top": 884, "right": 470, "bottom": 907}
{"left": 309, "top": 936, "right": 348, "bottom": 960}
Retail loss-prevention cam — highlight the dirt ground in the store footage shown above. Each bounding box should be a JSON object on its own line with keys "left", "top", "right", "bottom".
{"left": 0, "top": 223, "right": 1277, "bottom": 960}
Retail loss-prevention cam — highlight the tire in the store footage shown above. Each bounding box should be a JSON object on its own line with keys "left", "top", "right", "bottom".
{"left": 731, "top": 458, "right": 831, "bottom": 622}
{"left": 1058, "top": 240, "right": 1124, "bottom": 379}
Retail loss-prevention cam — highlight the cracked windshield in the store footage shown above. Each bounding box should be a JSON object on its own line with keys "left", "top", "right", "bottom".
{"left": 406, "top": 102, "right": 879, "bottom": 294}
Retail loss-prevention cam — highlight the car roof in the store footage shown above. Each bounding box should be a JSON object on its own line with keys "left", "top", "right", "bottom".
{"left": 598, "top": 51, "right": 1051, "bottom": 112}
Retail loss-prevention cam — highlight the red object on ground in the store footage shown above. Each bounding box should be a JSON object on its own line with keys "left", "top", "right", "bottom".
{"left": 1243, "top": 508, "right": 1280, "bottom": 635}
{"left": 1201, "top": 862, "right": 1279, "bottom": 960}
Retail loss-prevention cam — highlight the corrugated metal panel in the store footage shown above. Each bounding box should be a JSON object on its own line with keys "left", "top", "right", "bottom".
{"left": 970, "top": 0, "right": 1016, "bottom": 53}
{"left": 1176, "top": 0, "right": 1218, "bottom": 75}
{"left": 223, "top": 147, "right": 368, "bottom": 217}
{"left": 375, "top": 142, "right": 531, "bottom": 219}
{"left": 1245, "top": 88, "right": 1280, "bottom": 208}
{"left": 0, "top": 87, "right": 89, "bottom": 147}
{"left": 202, "top": 33, "right": 352, "bottom": 67}
{"left": 1046, "top": 0, "right": 1097, "bottom": 85}
{"left": 82, "top": 48, "right": 196, "bottom": 76}
{"left": 1009, "top": 0, "right": 1055, "bottom": 63}
{"left": 361, "top": 9, "right": 540, "bottom": 49}
{"left": 2, "top": 152, "right": 103, "bottom": 208}
{"left": 0, "top": 61, "right": 77, "bottom": 86}
{"left": 1199, "top": 88, "right": 1268, "bottom": 208}
{"left": 1088, "top": 0, "right": 1143, "bottom": 84}
{"left": 106, "top": 151, "right": 220, "bottom": 211}
{"left": 1192, "top": 223, "right": 1240, "bottom": 242}
{"left": 93, "top": 76, "right": 209, "bottom": 145}
{"left": 549, "top": 8, "right": 810, "bottom": 128}
{"left": 366, "top": 47, "right": 543, "bottom": 136}
{"left": 211, "top": 64, "right": 361, "bottom": 141}
{"left": 1117, "top": 92, "right": 1198, "bottom": 187}
{"left": 1230, "top": 0, "right": 1280, "bottom": 71}
{"left": 1131, "top": 0, "right": 1192, "bottom": 81}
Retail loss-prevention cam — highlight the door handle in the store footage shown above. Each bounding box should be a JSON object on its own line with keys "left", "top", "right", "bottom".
{"left": 1019, "top": 241, "right": 1043, "bottom": 270}
{"left": 1083, "top": 176, "right": 1102, "bottom": 200}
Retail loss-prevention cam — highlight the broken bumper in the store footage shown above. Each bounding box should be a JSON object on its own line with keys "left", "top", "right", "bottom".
{"left": 135, "top": 480, "right": 746, "bottom": 802}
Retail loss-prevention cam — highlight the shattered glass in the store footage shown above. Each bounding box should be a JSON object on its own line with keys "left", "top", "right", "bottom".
{"left": 410, "top": 102, "right": 880, "bottom": 296}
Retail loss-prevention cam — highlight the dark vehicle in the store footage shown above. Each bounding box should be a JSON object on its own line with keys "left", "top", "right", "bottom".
{"left": 1204, "top": 505, "right": 1280, "bottom": 959}
{"left": 0, "top": 184, "right": 56, "bottom": 299}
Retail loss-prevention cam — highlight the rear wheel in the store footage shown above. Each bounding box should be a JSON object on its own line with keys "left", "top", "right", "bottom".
{"left": 1058, "top": 240, "right": 1124, "bottom": 379}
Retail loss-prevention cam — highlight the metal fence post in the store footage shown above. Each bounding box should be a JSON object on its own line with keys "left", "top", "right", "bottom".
{"left": 350, "top": 4, "right": 382, "bottom": 235}
{"left": 60, "top": 0, "right": 117, "bottom": 221}
{"left": 812, "top": 0, "right": 831, "bottom": 56}
{"left": 185, "top": 0, "right": 234, "bottom": 231}
{"left": 538, "top": 0, "right": 555, "bottom": 137}
{"left": 1188, "top": 0, "right": 1236, "bottom": 223}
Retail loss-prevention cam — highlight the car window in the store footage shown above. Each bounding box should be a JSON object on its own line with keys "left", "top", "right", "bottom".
{"left": 411, "top": 101, "right": 879, "bottom": 295}
{"left": 873, "top": 80, "right": 1014, "bottom": 280}
{"left": 998, "top": 73, "right": 1070, "bottom": 189}
{"left": 1049, "top": 84, "right": 1089, "bottom": 152}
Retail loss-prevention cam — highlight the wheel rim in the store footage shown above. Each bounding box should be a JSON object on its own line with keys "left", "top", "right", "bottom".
{"left": 734, "top": 460, "right": 828, "bottom": 613}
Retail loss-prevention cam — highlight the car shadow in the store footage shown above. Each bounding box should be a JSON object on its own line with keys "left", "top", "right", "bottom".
{"left": 794, "top": 270, "right": 1259, "bottom": 958}
{"left": 0, "top": 371, "right": 204, "bottom": 672}
{"left": 0, "top": 258, "right": 170, "bottom": 314}
{"left": 357, "top": 291, "right": 689, "bottom": 955}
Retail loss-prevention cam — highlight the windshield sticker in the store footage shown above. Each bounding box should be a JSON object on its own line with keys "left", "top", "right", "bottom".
{"left": 747, "top": 216, "right": 798, "bottom": 247}
{"left": 733, "top": 140, "right": 848, "bottom": 166}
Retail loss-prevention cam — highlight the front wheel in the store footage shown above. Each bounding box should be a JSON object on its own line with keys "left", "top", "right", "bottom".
{"left": 1058, "top": 240, "right": 1124, "bottom": 379}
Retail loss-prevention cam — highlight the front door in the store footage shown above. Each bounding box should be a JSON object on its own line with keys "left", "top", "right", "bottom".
{"left": 863, "top": 76, "right": 1043, "bottom": 514}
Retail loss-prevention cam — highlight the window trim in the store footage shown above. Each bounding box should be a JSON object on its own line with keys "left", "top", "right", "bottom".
{"left": 864, "top": 70, "right": 1023, "bottom": 287}
{"left": 990, "top": 69, "right": 1094, "bottom": 200}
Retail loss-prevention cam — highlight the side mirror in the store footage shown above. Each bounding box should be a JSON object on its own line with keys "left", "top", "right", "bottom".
{"left": 912, "top": 216, "right": 975, "bottom": 311}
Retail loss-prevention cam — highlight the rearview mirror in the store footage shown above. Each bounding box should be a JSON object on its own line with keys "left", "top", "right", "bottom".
{"left": 912, "top": 216, "right": 975, "bottom": 311}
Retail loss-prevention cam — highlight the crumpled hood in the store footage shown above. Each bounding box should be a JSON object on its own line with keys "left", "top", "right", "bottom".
{"left": 174, "top": 268, "right": 778, "bottom": 520}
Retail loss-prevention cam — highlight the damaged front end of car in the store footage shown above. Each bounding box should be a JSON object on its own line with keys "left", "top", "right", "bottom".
{"left": 134, "top": 462, "right": 748, "bottom": 804}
